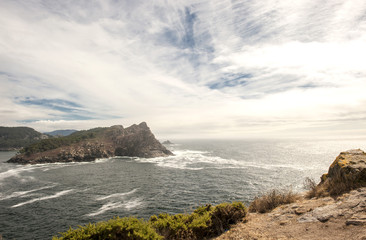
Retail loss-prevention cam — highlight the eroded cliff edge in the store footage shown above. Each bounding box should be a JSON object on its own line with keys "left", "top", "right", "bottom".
{"left": 7, "top": 122, "right": 173, "bottom": 164}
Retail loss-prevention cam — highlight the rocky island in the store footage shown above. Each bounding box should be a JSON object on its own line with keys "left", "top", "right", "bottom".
{"left": 7, "top": 122, "right": 173, "bottom": 164}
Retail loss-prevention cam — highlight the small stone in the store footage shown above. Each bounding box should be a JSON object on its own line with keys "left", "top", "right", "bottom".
{"left": 298, "top": 214, "right": 317, "bottom": 223}
{"left": 346, "top": 219, "right": 366, "bottom": 226}
{"left": 295, "top": 207, "right": 309, "bottom": 215}
{"left": 317, "top": 215, "right": 331, "bottom": 223}
{"left": 279, "top": 220, "right": 288, "bottom": 226}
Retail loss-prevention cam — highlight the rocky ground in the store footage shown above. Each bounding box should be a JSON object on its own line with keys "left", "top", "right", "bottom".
{"left": 215, "top": 188, "right": 366, "bottom": 240}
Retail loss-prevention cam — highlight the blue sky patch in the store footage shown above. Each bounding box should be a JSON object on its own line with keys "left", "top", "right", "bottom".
{"left": 161, "top": 7, "right": 197, "bottom": 49}
{"left": 208, "top": 73, "right": 253, "bottom": 89}
{"left": 18, "top": 98, "right": 82, "bottom": 113}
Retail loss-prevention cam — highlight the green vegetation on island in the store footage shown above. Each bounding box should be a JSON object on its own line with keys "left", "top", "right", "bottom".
{"left": 53, "top": 202, "right": 247, "bottom": 240}
{"left": 20, "top": 127, "right": 105, "bottom": 156}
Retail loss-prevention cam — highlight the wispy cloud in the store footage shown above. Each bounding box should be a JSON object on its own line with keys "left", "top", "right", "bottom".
{"left": 0, "top": 0, "right": 365, "bottom": 138}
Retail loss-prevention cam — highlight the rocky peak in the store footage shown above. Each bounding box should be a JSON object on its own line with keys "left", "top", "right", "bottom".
{"left": 138, "top": 122, "right": 148, "bottom": 129}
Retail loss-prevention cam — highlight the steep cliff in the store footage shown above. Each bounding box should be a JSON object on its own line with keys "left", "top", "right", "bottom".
{"left": 7, "top": 122, "right": 173, "bottom": 164}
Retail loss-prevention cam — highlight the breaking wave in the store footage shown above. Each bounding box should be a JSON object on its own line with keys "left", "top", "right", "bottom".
{"left": 97, "top": 189, "right": 138, "bottom": 201}
{"left": 87, "top": 198, "right": 143, "bottom": 217}
{"left": 0, "top": 184, "right": 57, "bottom": 201}
{"left": 134, "top": 149, "right": 315, "bottom": 171}
{"left": 11, "top": 189, "right": 75, "bottom": 208}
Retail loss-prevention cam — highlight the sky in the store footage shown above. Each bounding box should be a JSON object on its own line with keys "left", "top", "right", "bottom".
{"left": 1, "top": 0, "right": 366, "bottom": 139}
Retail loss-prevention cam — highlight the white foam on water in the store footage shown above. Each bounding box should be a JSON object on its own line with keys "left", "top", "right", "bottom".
{"left": 96, "top": 189, "right": 138, "bottom": 201}
{"left": 87, "top": 198, "right": 143, "bottom": 217}
{"left": 0, "top": 184, "right": 57, "bottom": 201}
{"left": 0, "top": 164, "right": 68, "bottom": 185}
{"left": 94, "top": 158, "right": 112, "bottom": 163}
{"left": 11, "top": 189, "right": 74, "bottom": 208}
{"left": 0, "top": 167, "right": 34, "bottom": 181}
{"left": 134, "top": 149, "right": 242, "bottom": 170}
{"left": 123, "top": 198, "right": 143, "bottom": 210}
{"left": 134, "top": 149, "right": 315, "bottom": 171}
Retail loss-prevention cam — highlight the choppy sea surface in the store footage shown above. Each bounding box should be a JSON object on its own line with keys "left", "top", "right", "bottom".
{"left": 1, "top": 138, "right": 365, "bottom": 239}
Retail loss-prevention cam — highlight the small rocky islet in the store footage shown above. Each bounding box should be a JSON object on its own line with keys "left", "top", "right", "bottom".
{"left": 7, "top": 122, "right": 173, "bottom": 164}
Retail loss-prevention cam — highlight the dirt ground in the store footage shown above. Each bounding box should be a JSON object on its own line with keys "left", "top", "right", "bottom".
{"left": 215, "top": 189, "right": 366, "bottom": 240}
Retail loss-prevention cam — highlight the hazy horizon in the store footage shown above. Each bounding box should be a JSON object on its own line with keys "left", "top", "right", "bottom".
{"left": 1, "top": 1, "right": 366, "bottom": 139}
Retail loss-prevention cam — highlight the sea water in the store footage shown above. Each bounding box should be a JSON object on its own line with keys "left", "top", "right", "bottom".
{"left": 0, "top": 138, "right": 365, "bottom": 239}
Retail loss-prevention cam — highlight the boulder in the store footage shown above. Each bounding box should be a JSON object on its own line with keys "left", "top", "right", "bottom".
{"left": 321, "top": 149, "right": 366, "bottom": 185}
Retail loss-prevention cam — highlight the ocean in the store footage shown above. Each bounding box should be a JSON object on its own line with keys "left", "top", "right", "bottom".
{"left": 0, "top": 138, "right": 365, "bottom": 239}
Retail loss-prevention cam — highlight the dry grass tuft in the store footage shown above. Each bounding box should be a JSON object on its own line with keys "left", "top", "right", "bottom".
{"left": 249, "top": 189, "right": 300, "bottom": 213}
{"left": 305, "top": 172, "right": 365, "bottom": 199}
{"left": 304, "top": 177, "right": 323, "bottom": 199}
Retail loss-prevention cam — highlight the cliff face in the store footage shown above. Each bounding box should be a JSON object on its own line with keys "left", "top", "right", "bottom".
{"left": 7, "top": 122, "right": 173, "bottom": 164}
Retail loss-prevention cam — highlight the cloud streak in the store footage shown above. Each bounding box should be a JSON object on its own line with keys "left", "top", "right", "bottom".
{"left": 0, "top": 0, "right": 365, "bottom": 138}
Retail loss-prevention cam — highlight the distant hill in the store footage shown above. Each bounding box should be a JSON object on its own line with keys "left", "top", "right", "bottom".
{"left": 0, "top": 127, "right": 48, "bottom": 150}
{"left": 8, "top": 122, "right": 173, "bottom": 164}
{"left": 45, "top": 129, "right": 77, "bottom": 136}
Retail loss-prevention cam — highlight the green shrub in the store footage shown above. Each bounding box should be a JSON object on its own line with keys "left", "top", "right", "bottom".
{"left": 52, "top": 217, "right": 162, "bottom": 240}
{"left": 150, "top": 202, "right": 247, "bottom": 240}
{"left": 53, "top": 202, "right": 247, "bottom": 240}
{"left": 249, "top": 189, "right": 299, "bottom": 213}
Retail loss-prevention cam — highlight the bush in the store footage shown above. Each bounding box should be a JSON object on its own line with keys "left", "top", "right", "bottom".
{"left": 150, "top": 202, "right": 247, "bottom": 240}
{"left": 52, "top": 217, "right": 162, "bottom": 240}
{"left": 53, "top": 202, "right": 247, "bottom": 240}
{"left": 249, "top": 189, "right": 299, "bottom": 213}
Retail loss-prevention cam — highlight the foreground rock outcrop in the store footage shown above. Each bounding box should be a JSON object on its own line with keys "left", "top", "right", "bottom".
{"left": 216, "top": 149, "right": 366, "bottom": 240}
{"left": 7, "top": 122, "right": 173, "bottom": 164}
{"left": 322, "top": 149, "right": 366, "bottom": 184}
{"left": 217, "top": 188, "right": 366, "bottom": 240}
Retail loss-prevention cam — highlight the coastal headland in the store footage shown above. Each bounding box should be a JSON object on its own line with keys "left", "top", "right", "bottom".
{"left": 7, "top": 122, "right": 172, "bottom": 164}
